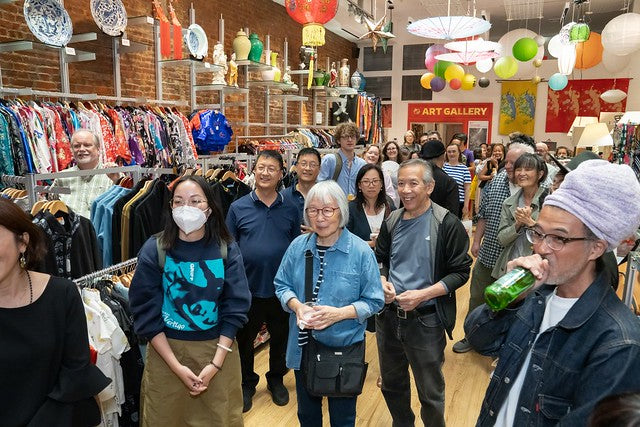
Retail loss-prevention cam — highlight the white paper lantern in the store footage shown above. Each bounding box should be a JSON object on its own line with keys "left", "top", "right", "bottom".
{"left": 475, "top": 58, "right": 493, "bottom": 73}
{"left": 600, "top": 89, "right": 627, "bottom": 103}
{"left": 602, "top": 13, "right": 640, "bottom": 56}
{"left": 557, "top": 43, "right": 576, "bottom": 75}
{"left": 534, "top": 35, "right": 545, "bottom": 46}
{"left": 602, "top": 49, "right": 631, "bottom": 73}
{"left": 548, "top": 34, "right": 562, "bottom": 58}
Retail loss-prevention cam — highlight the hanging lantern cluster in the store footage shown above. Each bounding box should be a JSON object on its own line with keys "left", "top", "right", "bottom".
{"left": 285, "top": 0, "right": 339, "bottom": 46}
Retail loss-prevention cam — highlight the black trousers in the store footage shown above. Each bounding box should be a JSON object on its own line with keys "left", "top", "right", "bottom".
{"left": 236, "top": 296, "right": 289, "bottom": 390}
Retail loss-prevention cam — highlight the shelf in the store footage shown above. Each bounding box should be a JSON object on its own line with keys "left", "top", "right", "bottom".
{"left": 247, "top": 80, "right": 297, "bottom": 91}
{"left": 127, "top": 15, "right": 155, "bottom": 27}
{"left": 288, "top": 69, "right": 310, "bottom": 75}
{"left": 117, "top": 38, "right": 149, "bottom": 54}
{"left": 193, "top": 84, "right": 249, "bottom": 94}
{"left": 159, "top": 59, "right": 222, "bottom": 72}
{"left": 0, "top": 40, "right": 96, "bottom": 62}
{"left": 270, "top": 94, "right": 308, "bottom": 101}
{"left": 223, "top": 101, "right": 248, "bottom": 107}
{"left": 69, "top": 33, "right": 98, "bottom": 44}
{"left": 196, "top": 103, "right": 221, "bottom": 110}
{"left": 236, "top": 59, "right": 273, "bottom": 71}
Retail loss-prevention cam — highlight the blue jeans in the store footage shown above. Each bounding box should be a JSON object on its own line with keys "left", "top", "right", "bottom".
{"left": 294, "top": 369, "right": 357, "bottom": 427}
{"left": 376, "top": 308, "right": 446, "bottom": 427}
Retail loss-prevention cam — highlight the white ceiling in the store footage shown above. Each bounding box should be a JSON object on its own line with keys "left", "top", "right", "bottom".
{"left": 280, "top": 0, "right": 635, "bottom": 44}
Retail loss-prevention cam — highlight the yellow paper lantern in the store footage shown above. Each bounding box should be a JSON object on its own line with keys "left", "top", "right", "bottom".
{"left": 494, "top": 56, "right": 518, "bottom": 79}
{"left": 420, "top": 72, "right": 435, "bottom": 89}
{"left": 461, "top": 74, "right": 476, "bottom": 90}
{"left": 444, "top": 64, "right": 464, "bottom": 82}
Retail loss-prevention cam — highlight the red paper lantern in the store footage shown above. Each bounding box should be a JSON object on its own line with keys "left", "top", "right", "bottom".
{"left": 285, "top": 0, "right": 339, "bottom": 46}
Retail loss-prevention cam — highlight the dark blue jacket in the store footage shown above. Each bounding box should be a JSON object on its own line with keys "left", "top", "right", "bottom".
{"left": 465, "top": 271, "right": 640, "bottom": 426}
{"left": 346, "top": 199, "right": 394, "bottom": 243}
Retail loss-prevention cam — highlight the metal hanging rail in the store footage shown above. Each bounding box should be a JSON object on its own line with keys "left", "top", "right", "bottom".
{"left": 74, "top": 257, "right": 138, "bottom": 287}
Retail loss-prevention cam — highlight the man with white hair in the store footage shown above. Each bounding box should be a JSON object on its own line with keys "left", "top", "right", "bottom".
{"left": 465, "top": 160, "right": 640, "bottom": 426}
{"left": 53, "top": 129, "right": 121, "bottom": 218}
{"left": 535, "top": 142, "right": 559, "bottom": 181}
{"left": 453, "top": 142, "right": 535, "bottom": 353}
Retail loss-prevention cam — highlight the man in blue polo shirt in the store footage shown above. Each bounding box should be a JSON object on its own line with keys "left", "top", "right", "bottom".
{"left": 317, "top": 122, "right": 366, "bottom": 199}
{"left": 226, "top": 150, "right": 301, "bottom": 412}
{"left": 282, "top": 147, "right": 321, "bottom": 232}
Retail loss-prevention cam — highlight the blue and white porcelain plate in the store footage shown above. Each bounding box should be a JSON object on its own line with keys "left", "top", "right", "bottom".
{"left": 185, "top": 24, "right": 207, "bottom": 59}
{"left": 24, "top": 0, "right": 73, "bottom": 47}
{"left": 90, "top": 0, "right": 127, "bottom": 37}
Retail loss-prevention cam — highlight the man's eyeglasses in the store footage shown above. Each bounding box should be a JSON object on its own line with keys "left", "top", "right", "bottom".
{"left": 298, "top": 161, "right": 319, "bottom": 169}
{"left": 171, "top": 199, "right": 207, "bottom": 208}
{"left": 360, "top": 179, "right": 382, "bottom": 186}
{"left": 525, "top": 227, "right": 593, "bottom": 251}
{"left": 255, "top": 165, "right": 279, "bottom": 174}
{"left": 306, "top": 207, "right": 340, "bottom": 218}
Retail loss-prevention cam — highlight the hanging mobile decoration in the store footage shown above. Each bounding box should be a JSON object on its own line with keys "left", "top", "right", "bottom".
{"left": 168, "top": 0, "right": 182, "bottom": 60}
{"left": 285, "top": 0, "right": 338, "bottom": 47}
{"left": 359, "top": 13, "right": 395, "bottom": 52}
{"left": 380, "top": 0, "right": 394, "bottom": 54}
{"left": 152, "top": 0, "right": 171, "bottom": 58}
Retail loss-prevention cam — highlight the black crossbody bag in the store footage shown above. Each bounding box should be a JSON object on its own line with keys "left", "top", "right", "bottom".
{"left": 301, "top": 248, "right": 368, "bottom": 397}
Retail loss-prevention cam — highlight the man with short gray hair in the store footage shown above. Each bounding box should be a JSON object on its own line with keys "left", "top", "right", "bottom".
{"left": 453, "top": 142, "right": 535, "bottom": 353}
{"left": 53, "top": 129, "right": 121, "bottom": 218}
{"left": 375, "top": 159, "right": 472, "bottom": 427}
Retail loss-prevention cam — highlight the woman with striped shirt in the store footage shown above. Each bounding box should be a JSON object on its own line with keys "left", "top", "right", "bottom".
{"left": 443, "top": 142, "right": 471, "bottom": 219}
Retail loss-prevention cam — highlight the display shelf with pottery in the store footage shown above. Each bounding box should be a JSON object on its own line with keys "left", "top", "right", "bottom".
{"left": 288, "top": 69, "right": 310, "bottom": 75}
{"left": 246, "top": 80, "right": 293, "bottom": 90}
{"left": 193, "top": 84, "right": 249, "bottom": 94}
{"left": 0, "top": 39, "right": 96, "bottom": 62}
{"left": 158, "top": 59, "right": 222, "bottom": 73}
{"left": 270, "top": 94, "right": 308, "bottom": 101}
{"left": 236, "top": 59, "right": 272, "bottom": 71}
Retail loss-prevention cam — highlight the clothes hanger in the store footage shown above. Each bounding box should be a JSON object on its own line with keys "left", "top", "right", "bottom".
{"left": 30, "top": 200, "right": 47, "bottom": 216}
{"left": 46, "top": 200, "right": 69, "bottom": 215}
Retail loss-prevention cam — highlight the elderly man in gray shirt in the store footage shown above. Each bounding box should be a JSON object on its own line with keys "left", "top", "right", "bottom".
{"left": 375, "top": 159, "right": 472, "bottom": 427}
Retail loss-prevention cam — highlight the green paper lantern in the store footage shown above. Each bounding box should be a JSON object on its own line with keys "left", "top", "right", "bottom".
{"left": 512, "top": 38, "right": 538, "bottom": 62}
{"left": 494, "top": 56, "right": 518, "bottom": 79}
{"left": 434, "top": 60, "right": 453, "bottom": 79}
{"left": 570, "top": 21, "right": 590, "bottom": 43}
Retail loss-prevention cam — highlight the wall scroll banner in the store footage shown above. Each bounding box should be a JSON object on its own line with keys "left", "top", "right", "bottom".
{"left": 499, "top": 81, "right": 537, "bottom": 136}
{"left": 545, "top": 78, "right": 630, "bottom": 133}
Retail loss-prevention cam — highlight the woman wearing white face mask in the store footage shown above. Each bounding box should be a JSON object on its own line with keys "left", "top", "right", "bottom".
{"left": 129, "top": 175, "right": 251, "bottom": 426}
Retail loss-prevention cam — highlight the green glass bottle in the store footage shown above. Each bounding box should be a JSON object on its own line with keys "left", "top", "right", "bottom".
{"left": 484, "top": 267, "right": 536, "bottom": 311}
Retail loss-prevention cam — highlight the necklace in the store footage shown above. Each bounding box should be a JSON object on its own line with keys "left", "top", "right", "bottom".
{"left": 26, "top": 270, "right": 33, "bottom": 304}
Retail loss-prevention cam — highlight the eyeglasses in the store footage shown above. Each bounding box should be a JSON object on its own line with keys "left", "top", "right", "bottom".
{"left": 255, "top": 165, "right": 279, "bottom": 174}
{"left": 360, "top": 179, "right": 381, "bottom": 186}
{"left": 171, "top": 199, "right": 208, "bottom": 208}
{"left": 525, "top": 227, "right": 593, "bottom": 251}
{"left": 306, "top": 207, "right": 340, "bottom": 218}
{"left": 298, "top": 161, "right": 319, "bottom": 169}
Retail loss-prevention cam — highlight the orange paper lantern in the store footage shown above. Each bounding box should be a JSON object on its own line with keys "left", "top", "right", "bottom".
{"left": 575, "top": 32, "right": 603, "bottom": 69}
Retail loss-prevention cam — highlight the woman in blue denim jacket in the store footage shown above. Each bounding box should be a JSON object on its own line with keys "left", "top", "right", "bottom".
{"left": 275, "top": 180, "right": 384, "bottom": 427}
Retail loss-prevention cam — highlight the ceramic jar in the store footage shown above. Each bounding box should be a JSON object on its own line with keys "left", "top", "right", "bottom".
{"left": 232, "top": 29, "right": 251, "bottom": 61}
{"left": 338, "top": 58, "right": 350, "bottom": 87}
{"left": 271, "top": 52, "right": 281, "bottom": 82}
{"left": 350, "top": 70, "right": 362, "bottom": 90}
{"left": 248, "top": 33, "right": 263, "bottom": 63}
{"left": 314, "top": 70, "right": 325, "bottom": 87}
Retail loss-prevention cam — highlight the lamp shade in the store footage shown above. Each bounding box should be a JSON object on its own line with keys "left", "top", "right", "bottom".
{"left": 618, "top": 111, "right": 640, "bottom": 125}
{"left": 570, "top": 21, "right": 590, "bottom": 43}
{"left": 567, "top": 116, "right": 598, "bottom": 137}
{"left": 600, "top": 89, "right": 627, "bottom": 104}
{"left": 577, "top": 123, "right": 613, "bottom": 147}
{"left": 601, "top": 13, "right": 640, "bottom": 56}
{"left": 557, "top": 43, "right": 576, "bottom": 75}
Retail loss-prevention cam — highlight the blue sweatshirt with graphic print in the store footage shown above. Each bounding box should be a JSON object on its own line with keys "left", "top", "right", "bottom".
{"left": 130, "top": 236, "right": 251, "bottom": 341}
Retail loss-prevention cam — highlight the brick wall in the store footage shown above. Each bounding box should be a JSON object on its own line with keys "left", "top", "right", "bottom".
{"left": 0, "top": 0, "right": 356, "bottom": 141}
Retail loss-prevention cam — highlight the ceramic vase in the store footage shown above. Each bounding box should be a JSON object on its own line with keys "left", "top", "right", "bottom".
{"left": 271, "top": 52, "right": 281, "bottom": 82}
{"left": 350, "top": 70, "right": 362, "bottom": 90}
{"left": 232, "top": 30, "right": 251, "bottom": 61}
{"left": 314, "top": 70, "right": 325, "bottom": 87}
{"left": 338, "top": 58, "right": 350, "bottom": 87}
{"left": 248, "top": 33, "right": 263, "bottom": 63}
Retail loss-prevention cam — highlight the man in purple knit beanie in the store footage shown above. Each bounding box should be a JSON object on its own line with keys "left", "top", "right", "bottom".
{"left": 465, "top": 159, "right": 640, "bottom": 427}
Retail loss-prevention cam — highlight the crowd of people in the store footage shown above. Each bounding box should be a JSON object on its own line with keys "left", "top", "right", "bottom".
{"left": 2, "top": 123, "right": 640, "bottom": 427}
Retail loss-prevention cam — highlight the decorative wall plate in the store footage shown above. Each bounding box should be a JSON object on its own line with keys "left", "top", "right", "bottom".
{"left": 90, "top": 0, "right": 127, "bottom": 37}
{"left": 24, "top": 0, "right": 73, "bottom": 47}
{"left": 186, "top": 24, "right": 208, "bottom": 59}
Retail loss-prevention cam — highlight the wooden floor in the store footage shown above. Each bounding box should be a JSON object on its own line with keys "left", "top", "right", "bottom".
{"left": 242, "top": 277, "right": 494, "bottom": 427}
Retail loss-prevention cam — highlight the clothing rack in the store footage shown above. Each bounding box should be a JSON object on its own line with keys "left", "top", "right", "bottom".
{"left": 74, "top": 257, "right": 138, "bottom": 287}
{"left": 1, "top": 174, "right": 71, "bottom": 208}
{"left": 195, "top": 153, "right": 254, "bottom": 172}
{"left": 622, "top": 251, "right": 640, "bottom": 309}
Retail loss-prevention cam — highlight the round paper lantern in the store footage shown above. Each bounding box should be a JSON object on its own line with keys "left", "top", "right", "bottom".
{"left": 444, "top": 63, "right": 464, "bottom": 82}
{"left": 533, "top": 59, "right": 543, "bottom": 68}
{"left": 559, "top": 22, "right": 576, "bottom": 45}
{"left": 449, "top": 78, "right": 462, "bottom": 90}
{"left": 461, "top": 73, "right": 476, "bottom": 90}
{"left": 601, "top": 13, "right": 640, "bottom": 56}
{"left": 575, "top": 32, "right": 602, "bottom": 69}
{"left": 475, "top": 58, "right": 493, "bottom": 73}
{"left": 600, "top": 89, "right": 627, "bottom": 103}
{"left": 425, "top": 44, "right": 449, "bottom": 71}
{"left": 430, "top": 76, "right": 446, "bottom": 92}
{"left": 602, "top": 49, "right": 631, "bottom": 73}
{"left": 549, "top": 73, "right": 568, "bottom": 91}
{"left": 534, "top": 35, "right": 545, "bottom": 46}
{"left": 497, "top": 29, "right": 544, "bottom": 77}
{"left": 420, "top": 72, "right": 435, "bottom": 89}
{"left": 433, "top": 60, "right": 453, "bottom": 78}
{"left": 570, "top": 20, "right": 590, "bottom": 43}
{"left": 512, "top": 37, "right": 538, "bottom": 61}
{"left": 494, "top": 56, "right": 518, "bottom": 79}
{"left": 548, "top": 34, "right": 562, "bottom": 58}
{"left": 478, "top": 77, "right": 490, "bottom": 88}
{"left": 557, "top": 43, "right": 576, "bottom": 75}
{"left": 531, "top": 75, "right": 542, "bottom": 84}
{"left": 285, "top": 0, "right": 339, "bottom": 46}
